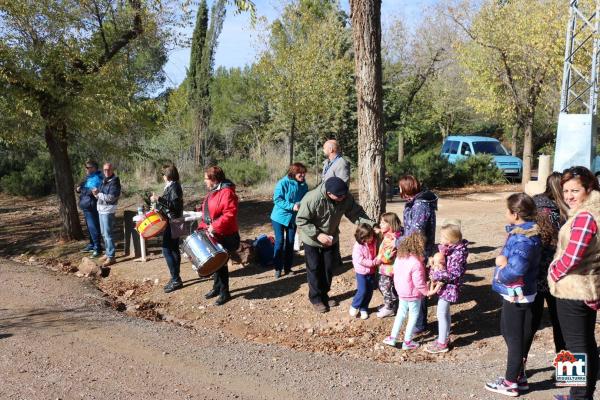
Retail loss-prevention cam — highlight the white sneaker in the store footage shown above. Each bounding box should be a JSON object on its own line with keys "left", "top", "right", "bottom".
{"left": 349, "top": 307, "right": 359, "bottom": 317}
{"left": 360, "top": 310, "right": 369, "bottom": 320}
{"left": 376, "top": 307, "right": 395, "bottom": 318}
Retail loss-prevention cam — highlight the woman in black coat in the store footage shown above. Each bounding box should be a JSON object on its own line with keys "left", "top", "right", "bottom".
{"left": 151, "top": 165, "right": 184, "bottom": 293}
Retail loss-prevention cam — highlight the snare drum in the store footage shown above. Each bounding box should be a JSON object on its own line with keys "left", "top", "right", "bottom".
{"left": 135, "top": 210, "right": 168, "bottom": 239}
{"left": 181, "top": 230, "right": 229, "bottom": 276}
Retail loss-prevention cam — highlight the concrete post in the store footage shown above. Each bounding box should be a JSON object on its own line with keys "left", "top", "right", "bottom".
{"left": 525, "top": 155, "right": 553, "bottom": 196}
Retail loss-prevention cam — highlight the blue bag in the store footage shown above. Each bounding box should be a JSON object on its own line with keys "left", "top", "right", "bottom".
{"left": 253, "top": 234, "right": 274, "bottom": 267}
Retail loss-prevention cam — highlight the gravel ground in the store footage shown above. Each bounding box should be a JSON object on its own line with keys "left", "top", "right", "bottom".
{"left": 1, "top": 259, "right": 592, "bottom": 399}
{"left": 1, "top": 189, "right": 598, "bottom": 399}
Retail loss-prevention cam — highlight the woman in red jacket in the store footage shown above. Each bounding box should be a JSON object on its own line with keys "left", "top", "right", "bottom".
{"left": 198, "top": 165, "right": 240, "bottom": 306}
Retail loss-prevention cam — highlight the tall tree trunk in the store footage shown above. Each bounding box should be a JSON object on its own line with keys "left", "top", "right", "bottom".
{"left": 511, "top": 124, "right": 518, "bottom": 156}
{"left": 194, "top": 122, "right": 201, "bottom": 167}
{"left": 42, "top": 116, "right": 84, "bottom": 241}
{"left": 289, "top": 114, "right": 296, "bottom": 166}
{"left": 202, "top": 111, "right": 209, "bottom": 167}
{"left": 522, "top": 118, "right": 533, "bottom": 186}
{"left": 397, "top": 132, "right": 404, "bottom": 162}
{"left": 314, "top": 132, "right": 319, "bottom": 184}
{"left": 350, "top": 0, "right": 385, "bottom": 219}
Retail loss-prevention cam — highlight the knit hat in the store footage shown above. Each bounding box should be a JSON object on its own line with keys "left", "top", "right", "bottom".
{"left": 325, "top": 177, "right": 348, "bottom": 196}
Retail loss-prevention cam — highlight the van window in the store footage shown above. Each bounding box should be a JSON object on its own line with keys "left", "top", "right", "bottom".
{"left": 460, "top": 142, "right": 471, "bottom": 155}
{"left": 442, "top": 140, "right": 459, "bottom": 154}
{"left": 472, "top": 141, "right": 508, "bottom": 156}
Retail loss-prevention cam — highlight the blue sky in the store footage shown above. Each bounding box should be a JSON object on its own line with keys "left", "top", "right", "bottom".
{"left": 162, "top": 0, "right": 438, "bottom": 90}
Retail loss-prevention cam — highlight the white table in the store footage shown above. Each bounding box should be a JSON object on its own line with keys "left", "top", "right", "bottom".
{"left": 131, "top": 211, "right": 203, "bottom": 262}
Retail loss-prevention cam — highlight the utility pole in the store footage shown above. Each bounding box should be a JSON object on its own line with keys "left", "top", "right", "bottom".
{"left": 554, "top": 0, "right": 600, "bottom": 172}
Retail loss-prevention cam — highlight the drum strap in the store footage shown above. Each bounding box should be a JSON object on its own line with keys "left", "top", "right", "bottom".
{"left": 202, "top": 192, "right": 212, "bottom": 226}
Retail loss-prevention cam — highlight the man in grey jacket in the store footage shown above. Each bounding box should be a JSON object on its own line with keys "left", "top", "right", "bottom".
{"left": 322, "top": 140, "right": 350, "bottom": 185}
{"left": 296, "top": 177, "right": 374, "bottom": 313}
{"left": 92, "top": 163, "right": 121, "bottom": 267}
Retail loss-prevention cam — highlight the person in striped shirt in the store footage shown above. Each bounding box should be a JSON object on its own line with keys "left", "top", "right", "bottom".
{"left": 549, "top": 166, "right": 600, "bottom": 400}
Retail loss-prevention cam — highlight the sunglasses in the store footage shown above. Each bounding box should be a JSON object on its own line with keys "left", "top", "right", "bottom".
{"left": 563, "top": 166, "right": 589, "bottom": 177}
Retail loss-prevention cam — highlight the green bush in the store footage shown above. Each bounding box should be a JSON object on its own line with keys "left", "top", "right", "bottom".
{"left": 387, "top": 151, "right": 505, "bottom": 188}
{"left": 389, "top": 149, "right": 464, "bottom": 188}
{"left": 456, "top": 154, "right": 505, "bottom": 185}
{"left": 0, "top": 157, "right": 54, "bottom": 197}
{"left": 220, "top": 158, "right": 269, "bottom": 187}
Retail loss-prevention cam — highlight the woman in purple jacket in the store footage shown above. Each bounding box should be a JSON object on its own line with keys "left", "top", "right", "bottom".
{"left": 398, "top": 175, "right": 438, "bottom": 333}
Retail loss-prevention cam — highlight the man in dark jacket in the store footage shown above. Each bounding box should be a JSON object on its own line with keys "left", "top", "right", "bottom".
{"left": 92, "top": 163, "right": 121, "bottom": 267}
{"left": 76, "top": 160, "right": 103, "bottom": 257}
{"left": 296, "top": 177, "right": 374, "bottom": 313}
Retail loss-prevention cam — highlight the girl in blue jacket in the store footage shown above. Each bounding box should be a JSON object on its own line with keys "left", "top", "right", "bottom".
{"left": 270, "top": 163, "right": 309, "bottom": 278}
{"left": 485, "top": 193, "right": 541, "bottom": 398}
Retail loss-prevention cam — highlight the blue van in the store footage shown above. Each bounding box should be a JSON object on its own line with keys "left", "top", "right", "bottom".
{"left": 441, "top": 135, "right": 523, "bottom": 178}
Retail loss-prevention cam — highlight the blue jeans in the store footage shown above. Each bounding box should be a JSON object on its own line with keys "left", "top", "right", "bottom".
{"left": 437, "top": 298, "right": 451, "bottom": 343}
{"left": 390, "top": 299, "right": 422, "bottom": 342}
{"left": 162, "top": 224, "right": 181, "bottom": 282}
{"left": 83, "top": 209, "right": 102, "bottom": 252}
{"left": 99, "top": 213, "right": 116, "bottom": 259}
{"left": 416, "top": 294, "right": 428, "bottom": 331}
{"left": 351, "top": 273, "right": 375, "bottom": 311}
{"left": 272, "top": 220, "right": 296, "bottom": 271}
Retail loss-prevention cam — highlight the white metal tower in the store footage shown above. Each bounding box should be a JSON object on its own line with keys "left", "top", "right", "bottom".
{"left": 554, "top": 0, "right": 600, "bottom": 172}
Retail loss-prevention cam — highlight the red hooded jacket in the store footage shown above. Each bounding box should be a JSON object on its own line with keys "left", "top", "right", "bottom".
{"left": 198, "top": 180, "right": 239, "bottom": 237}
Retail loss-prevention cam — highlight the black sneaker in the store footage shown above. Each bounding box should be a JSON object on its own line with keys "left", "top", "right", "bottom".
{"left": 163, "top": 280, "right": 183, "bottom": 293}
{"left": 204, "top": 288, "right": 219, "bottom": 299}
{"left": 215, "top": 293, "right": 231, "bottom": 306}
{"left": 275, "top": 270, "right": 282, "bottom": 279}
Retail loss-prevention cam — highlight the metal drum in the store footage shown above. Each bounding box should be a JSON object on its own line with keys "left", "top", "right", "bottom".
{"left": 181, "top": 230, "right": 229, "bottom": 277}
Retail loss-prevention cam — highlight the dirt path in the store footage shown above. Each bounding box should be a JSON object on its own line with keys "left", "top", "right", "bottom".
{"left": 1, "top": 190, "right": 592, "bottom": 399}
{"left": 0, "top": 259, "right": 578, "bottom": 400}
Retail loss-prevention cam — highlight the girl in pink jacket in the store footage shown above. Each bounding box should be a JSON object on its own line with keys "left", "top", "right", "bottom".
{"left": 383, "top": 232, "right": 432, "bottom": 350}
{"left": 349, "top": 223, "right": 382, "bottom": 320}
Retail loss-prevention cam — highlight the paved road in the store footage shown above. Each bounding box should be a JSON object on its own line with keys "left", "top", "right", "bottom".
{"left": 0, "top": 259, "right": 581, "bottom": 399}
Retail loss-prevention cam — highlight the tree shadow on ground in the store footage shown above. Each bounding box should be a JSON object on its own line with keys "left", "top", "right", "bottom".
{"left": 469, "top": 245, "right": 498, "bottom": 254}
{"left": 230, "top": 270, "right": 308, "bottom": 300}
{"left": 181, "top": 276, "right": 210, "bottom": 289}
{"left": 527, "top": 373, "right": 557, "bottom": 393}
{"left": 237, "top": 198, "right": 274, "bottom": 230}
{"left": 467, "top": 256, "right": 496, "bottom": 271}
{"left": 0, "top": 333, "right": 13, "bottom": 339}
{"left": 0, "top": 307, "right": 102, "bottom": 333}
{"left": 229, "top": 252, "right": 363, "bottom": 302}
{"left": 442, "top": 271, "right": 503, "bottom": 347}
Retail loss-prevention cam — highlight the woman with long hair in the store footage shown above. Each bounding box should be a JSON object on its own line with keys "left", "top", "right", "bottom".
{"left": 398, "top": 175, "right": 438, "bottom": 333}
{"left": 549, "top": 166, "right": 600, "bottom": 400}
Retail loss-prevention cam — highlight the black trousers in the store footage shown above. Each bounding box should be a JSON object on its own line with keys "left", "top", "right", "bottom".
{"left": 212, "top": 232, "right": 240, "bottom": 296}
{"left": 556, "top": 298, "right": 598, "bottom": 400}
{"left": 501, "top": 300, "right": 534, "bottom": 382}
{"left": 162, "top": 223, "right": 181, "bottom": 282}
{"left": 526, "top": 290, "right": 565, "bottom": 355}
{"left": 304, "top": 242, "right": 340, "bottom": 305}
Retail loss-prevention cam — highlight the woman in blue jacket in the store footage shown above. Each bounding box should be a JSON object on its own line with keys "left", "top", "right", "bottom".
{"left": 270, "top": 163, "right": 309, "bottom": 278}
{"left": 485, "top": 193, "right": 541, "bottom": 397}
